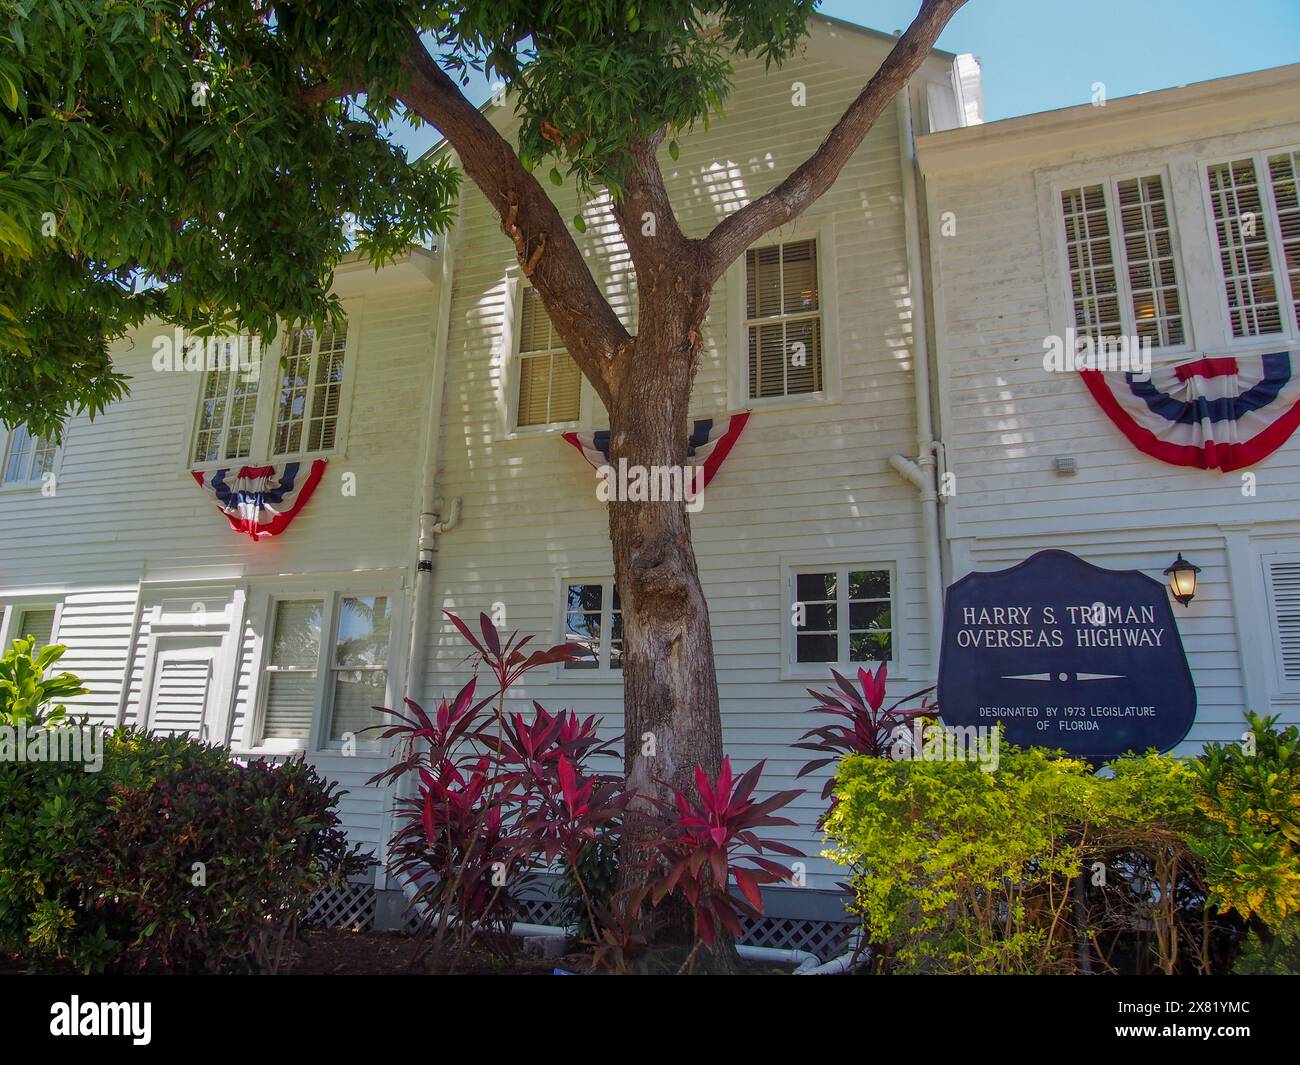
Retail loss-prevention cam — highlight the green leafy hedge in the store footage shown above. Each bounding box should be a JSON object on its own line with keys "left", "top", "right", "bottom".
{"left": 0, "top": 633, "right": 368, "bottom": 972}
{"left": 823, "top": 716, "right": 1298, "bottom": 974}
{"left": 0, "top": 727, "right": 369, "bottom": 972}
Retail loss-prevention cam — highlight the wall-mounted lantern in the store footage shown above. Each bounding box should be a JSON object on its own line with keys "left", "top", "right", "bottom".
{"left": 1163, "top": 553, "right": 1201, "bottom": 607}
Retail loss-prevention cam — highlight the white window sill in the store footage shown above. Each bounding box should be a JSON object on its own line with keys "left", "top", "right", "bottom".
{"left": 502, "top": 422, "right": 581, "bottom": 442}
{"left": 743, "top": 390, "right": 836, "bottom": 415}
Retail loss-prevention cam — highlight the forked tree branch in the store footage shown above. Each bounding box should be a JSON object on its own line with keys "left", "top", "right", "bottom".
{"left": 700, "top": 0, "right": 967, "bottom": 283}
{"left": 395, "top": 31, "right": 630, "bottom": 404}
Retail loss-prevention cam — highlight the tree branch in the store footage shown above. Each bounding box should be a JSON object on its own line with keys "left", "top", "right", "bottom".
{"left": 396, "top": 31, "right": 630, "bottom": 405}
{"left": 700, "top": 0, "right": 967, "bottom": 283}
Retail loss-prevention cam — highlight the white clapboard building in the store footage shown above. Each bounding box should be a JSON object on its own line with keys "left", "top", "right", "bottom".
{"left": 917, "top": 62, "right": 1300, "bottom": 754}
{"left": 4, "top": 16, "right": 1294, "bottom": 948}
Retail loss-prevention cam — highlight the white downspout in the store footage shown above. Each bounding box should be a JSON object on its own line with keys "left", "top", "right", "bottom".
{"left": 891, "top": 85, "right": 945, "bottom": 677}
{"left": 404, "top": 203, "right": 460, "bottom": 712}
{"left": 381, "top": 174, "right": 462, "bottom": 887}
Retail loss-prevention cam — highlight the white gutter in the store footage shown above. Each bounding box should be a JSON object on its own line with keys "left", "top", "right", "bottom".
{"left": 891, "top": 85, "right": 945, "bottom": 676}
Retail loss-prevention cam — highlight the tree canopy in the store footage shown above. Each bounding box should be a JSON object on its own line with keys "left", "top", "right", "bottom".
{"left": 0, "top": 0, "right": 853, "bottom": 439}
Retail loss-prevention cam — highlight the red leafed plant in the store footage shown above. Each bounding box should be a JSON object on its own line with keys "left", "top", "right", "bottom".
{"left": 648, "top": 756, "right": 804, "bottom": 971}
{"left": 794, "top": 662, "right": 936, "bottom": 800}
{"left": 367, "top": 612, "right": 627, "bottom": 970}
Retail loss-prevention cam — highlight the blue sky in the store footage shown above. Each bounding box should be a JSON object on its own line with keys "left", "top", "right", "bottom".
{"left": 390, "top": 1, "right": 1299, "bottom": 157}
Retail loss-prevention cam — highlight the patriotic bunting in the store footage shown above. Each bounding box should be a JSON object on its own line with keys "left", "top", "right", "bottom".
{"left": 1080, "top": 351, "right": 1300, "bottom": 472}
{"left": 191, "top": 460, "right": 327, "bottom": 541}
{"left": 561, "top": 412, "right": 750, "bottom": 489}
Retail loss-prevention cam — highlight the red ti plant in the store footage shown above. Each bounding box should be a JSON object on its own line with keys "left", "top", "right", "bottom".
{"left": 794, "top": 662, "right": 936, "bottom": 800}
{"left": 486, "top": 703, "right": 629, "bottom": 944}
{"left": 445, "top": 610, "right": 591, "bottom": 706}
{"left": 366, "top": 611, "right": 615, "bottom": 968}
{"left": 649, "top": 756, "right": 803, "bottom": 970}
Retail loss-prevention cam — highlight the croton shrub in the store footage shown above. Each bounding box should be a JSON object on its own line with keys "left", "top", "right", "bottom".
{"left": 0, "top": 721, "right": 367, "bottom": 973}
{"left": 821, "top": 708, "right": 1300, "bottom": 975}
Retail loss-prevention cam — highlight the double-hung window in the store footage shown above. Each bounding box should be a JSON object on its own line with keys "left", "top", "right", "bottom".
{"left": 257, "top": 591, "right": 392, "bottom": 747}
{"left": 188, "top": 320, "right": 352, "bottom": 468}
{"left": 791, "top": 565, "right": 893, "bottom": 666}
{"left": 192, "top": 339, "right": 260, "bottom": 465}
{"left": 273, "top": 322, "right": 349, "bottom": 455}
{"left": 515, "top": 287, "right": 581, "bottom": 428}
{"left": 562, "top": 580, "right": 622, "bottom": 671}
{"left": 745, "top": 238, "right": 823, "bottom": 398}
{"left": 1059, "top": 174, "right": 1188, "bottom": 349}
{"left": 1205, "top": 150, "right": 1300, "bottom": 339}
{"left": 2, "top": 425, "right": 57, "bottom": 487}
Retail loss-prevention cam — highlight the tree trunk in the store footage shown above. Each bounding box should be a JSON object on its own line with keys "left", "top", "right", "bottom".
{"left": 606, "top": 291, "right": 735, "bottom": 969}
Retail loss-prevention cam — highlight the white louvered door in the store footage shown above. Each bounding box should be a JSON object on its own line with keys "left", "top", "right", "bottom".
{"left": 144, "top": 640, "right": 225, "bottom": 741}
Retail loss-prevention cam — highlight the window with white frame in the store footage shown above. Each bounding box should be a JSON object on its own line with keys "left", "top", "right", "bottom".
{"left": 188, "top": 321, "right": 351, "bottom": 468}
{"left": 745, "top": 238, "right": 823, "bottom": 399}
{"left": 2, "top": 425, "right": 57, "bottom": 486}
{"left": 192, "top": 345, "right": 260, "bottom": 465}
{"left": 515, "top": 287, "right": 581, "bottom": 428}
{"left": 328, "top": 594, "right": 391, "bottom": 742}
{"left": 273, "top": 322, "right": 349, "bottom": 455}
{"left": 562, "top": 580, "right": 621, "bottom": 671}
{"left": 791, "top": 566, "right": 892, "bottom": 665}
{"left": 258, "top": 592, "right": 391, "bottom": 746}
{"left": 1059, "top": 174, "right": 1187, "bottom": 349}
{"left": 261, "top": 599, "right": 323, "bottom": 741}
{"left": 2, "top": 603, "right": 59, "bottom": 652}
{"left": 1205, "top": 150, "right": 1300, "bottom": 338}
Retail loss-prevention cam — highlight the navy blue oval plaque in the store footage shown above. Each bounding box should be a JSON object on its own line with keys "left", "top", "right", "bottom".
{"left": 937, "top": 550, "right": 1196, "bottom": 759}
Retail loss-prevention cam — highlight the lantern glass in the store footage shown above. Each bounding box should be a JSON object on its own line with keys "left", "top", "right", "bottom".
{"left": 1163, "top": 553, "right": 1200, "bottom": 606}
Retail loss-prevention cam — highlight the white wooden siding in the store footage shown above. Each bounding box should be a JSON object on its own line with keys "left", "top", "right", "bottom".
{"left": 421, "top": 42, "right": 948, "bottom": 886}
{"left": 922, "top": 102, "right": 1300, "bottom": 745}
{"left": 0, "top": 271, "right": 440, "bottom": 857}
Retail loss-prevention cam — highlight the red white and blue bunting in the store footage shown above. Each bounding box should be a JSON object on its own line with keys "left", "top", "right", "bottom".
{"left": 561, "top": 412, "right": 750, "bottom": 489}
{"left": 1080, "top": 351, "right": 1300, "bottom": 472}
{"left": 191, "top": 460, "right": 327, "bottom": 541}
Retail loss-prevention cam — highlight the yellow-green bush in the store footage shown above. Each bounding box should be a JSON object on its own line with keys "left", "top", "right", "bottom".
{"left": 822, "top": 740, "right": 1207, "bottom": 973}
{"left": 1192, "top": 713, "right": 1300, "bottom": 930}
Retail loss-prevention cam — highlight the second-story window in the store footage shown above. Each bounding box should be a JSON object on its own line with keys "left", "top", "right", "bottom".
{"left": 187, "top": 321, "right": 351, "bottom": 468}
{"left": 1060, "top": 174, "right": 1187, "bottom": 349}
{"left": 192, "top": 343, "right": 259, "bottom": 465}
{"left": 515, "top": 287, "right": 581, "bottom": 428}
{"left": 1206, "top": 150, "right": 1300, "bottom": 339}
{"left": 274, "top": 322, "right": 349, "bottom": 455}
{"left": 2, "top": 425, "right": 57, "bottom": 486}
{"left": 745, "top": 238, "right": 823, "bottom": 399}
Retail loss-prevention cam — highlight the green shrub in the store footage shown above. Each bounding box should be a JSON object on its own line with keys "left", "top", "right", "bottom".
{"left": 1192, "top": 713, "right": 1300, "bottom": 930}
{"left": 823, "top": 743, "right": 1099, "bottom": 973}
{"left": 1233, "top": 915, "right": 1300, "bottom": 974}
{"left": 84, "top": 754, "right": 370, "bottom": 972}
{"left": 0, "top": 725, "right": 367, "bottom": 972}
{"left": 822, "top": 740, "right": 1213, "bottom": 973}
